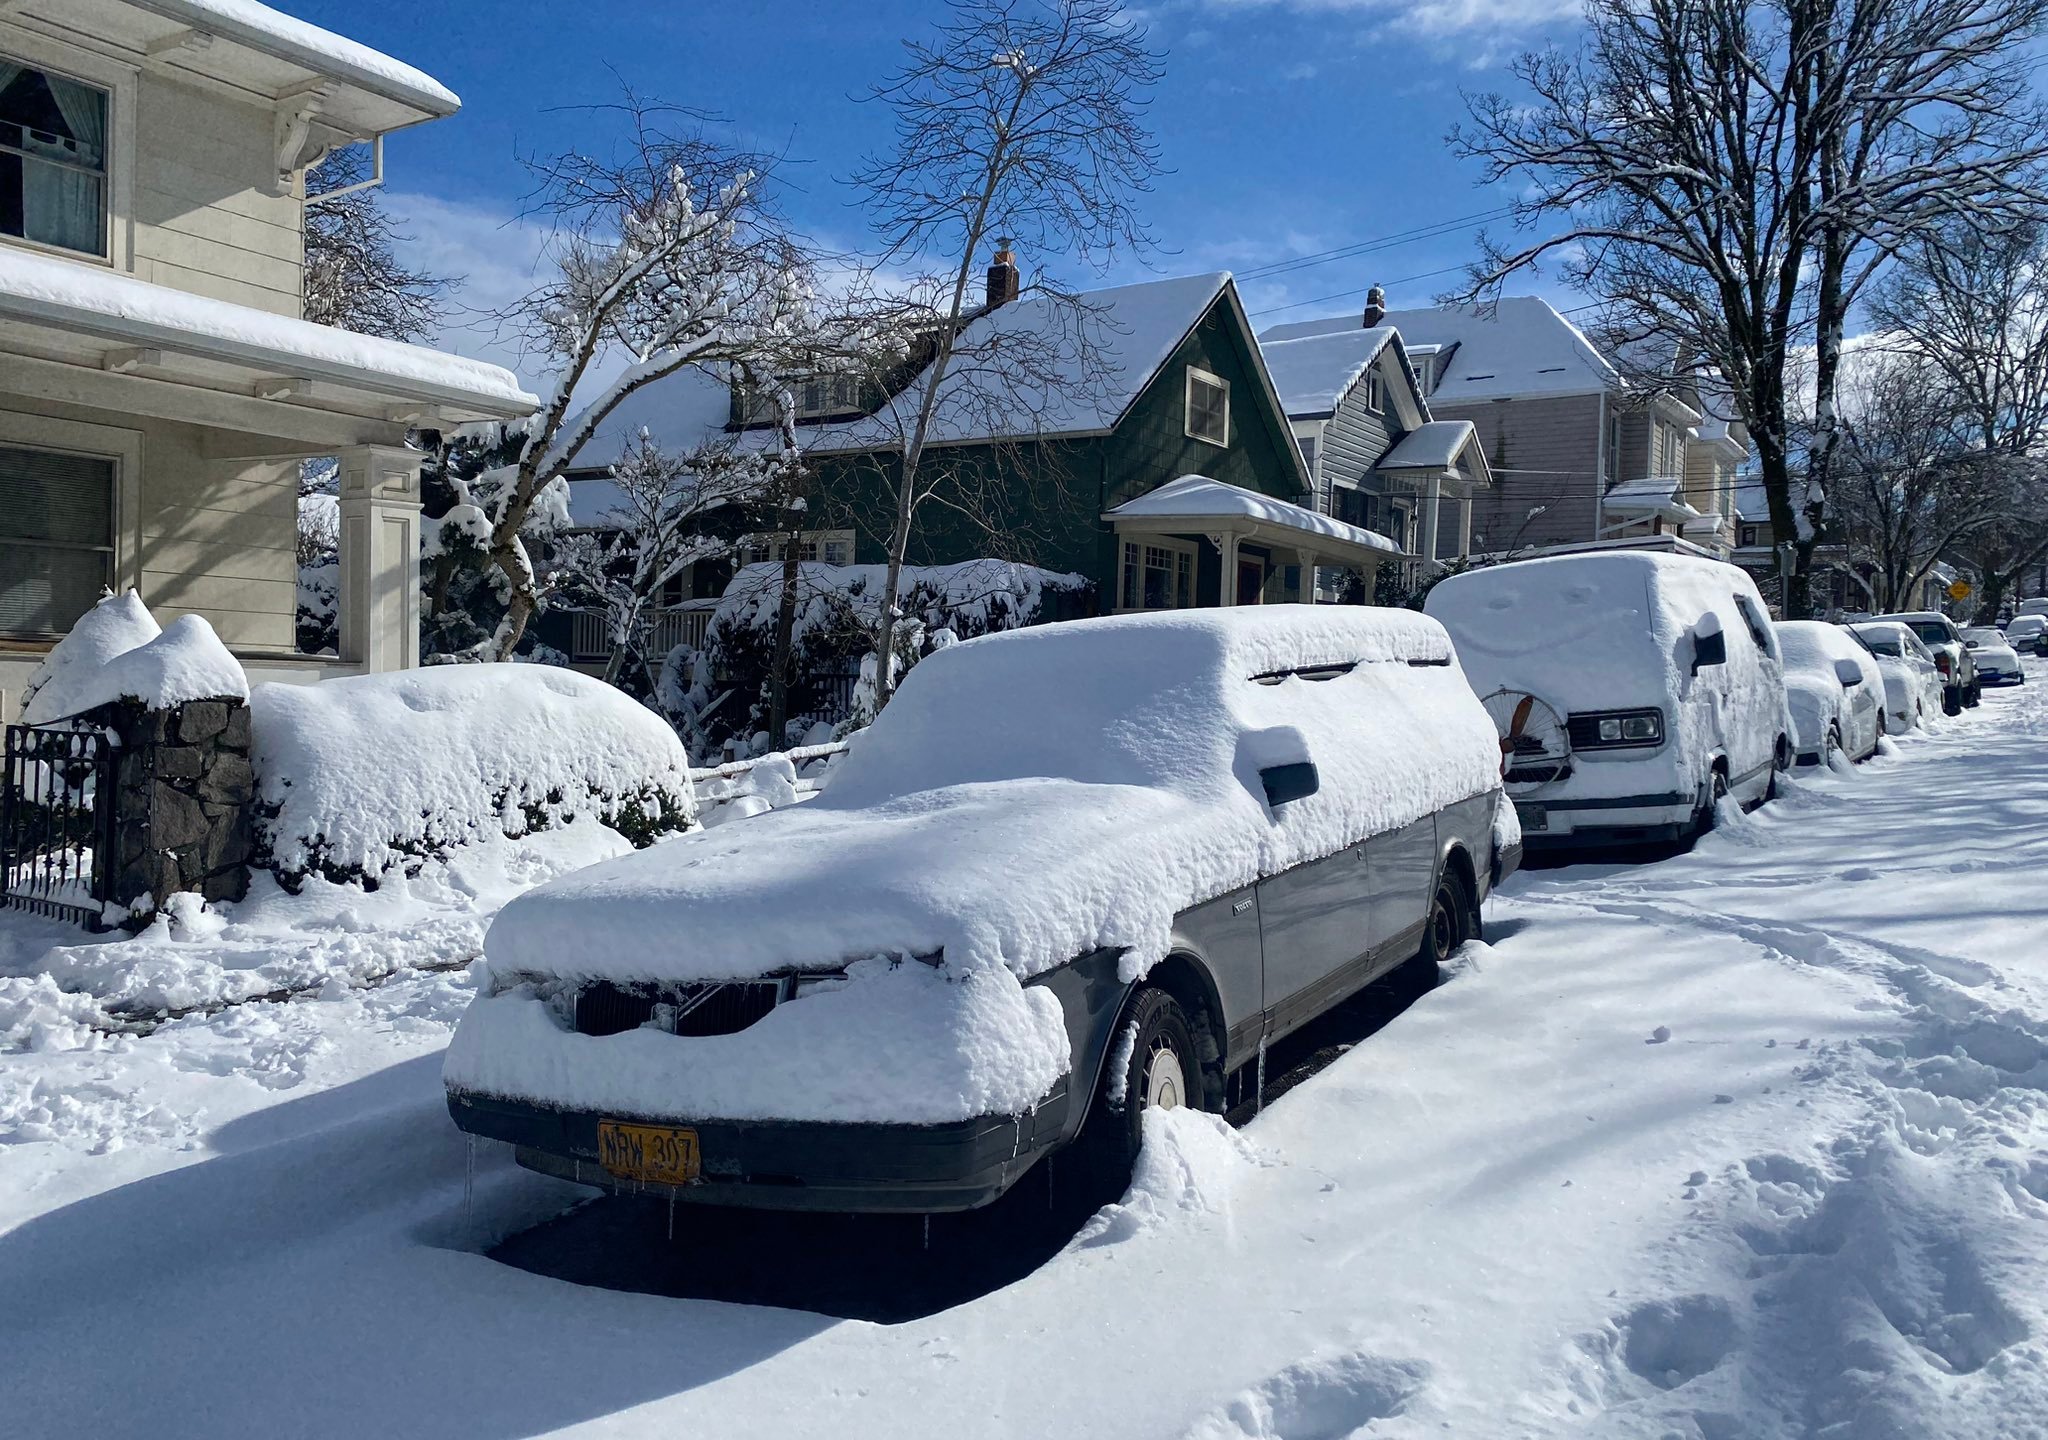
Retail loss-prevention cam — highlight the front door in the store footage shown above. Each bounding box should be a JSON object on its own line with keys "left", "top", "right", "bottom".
{"left": 1236, "top": 556, "right": 1266, "bottom": 605}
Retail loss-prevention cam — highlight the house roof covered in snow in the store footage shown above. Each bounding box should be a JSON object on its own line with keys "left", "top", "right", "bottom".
{"left": 1376, "top": 420, "right": 1479, "bottom": 474}
{"left": 124, "top": 0, "right": 460, "bottom": 116}
{"left": 1603, "top": 474, "right": 1702, "bottom": 522}
{"left": 1261, "top": 297, "right": 1621, "bottom": 404}
{"left": 1258, "top": 326, "right": 1398, "bottom": 418}
{"left": 0, "top": 246, "right": 536, "bottom": 420}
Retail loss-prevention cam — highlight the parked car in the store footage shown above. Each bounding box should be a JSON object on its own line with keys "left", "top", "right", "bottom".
{"left": 1873, "top": 611, "right": 1978, "bottom": 713}
{"left": 1848, "top": 621, "right": 1944, "bottom": 732}
{"left": 1775, "top": 620, "right": 1884, "bottom": 765}
{"left": 444, "top": 607, "right": 1517, "bottom": 1212}
{"left": 1961, "top": 627, "right": 2026, "bottom": 686}
{"left": 2004, "top": 613, "right": 2048, "bottom": 657}
{"left": 1424, "top": 550, "right": 1790, "bottom": 850}
{"left": 2016, "top": 597, "right": 2048, "bottom": 620}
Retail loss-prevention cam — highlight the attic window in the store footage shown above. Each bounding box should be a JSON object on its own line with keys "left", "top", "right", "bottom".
{"left": 0, "top": 59, "right": 109, "bottom": 259}
{"left": 1364, "top": 372, "right": 1384, "bottom": 414}
{"left": 1186, "top": 368, "right": 1230, "bottom": 447}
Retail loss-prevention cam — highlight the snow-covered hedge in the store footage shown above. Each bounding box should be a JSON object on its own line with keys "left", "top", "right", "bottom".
{"left": 252, "top": 665, "right": 695, "bottom": 887}
{"left": 688, "top": 558, "right": 1090, "bottom": 749}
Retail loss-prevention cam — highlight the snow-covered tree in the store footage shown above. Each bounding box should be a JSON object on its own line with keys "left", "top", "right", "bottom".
{"left": 848, "top": 0, "right": 1164, "bottom": 705}
{"left": 473, "top": 96, "right": 819, "bottom": 660}
{"left": 303, "top": 145, "right": 450, "bottom": 342}
{"left": 1453, "top": 0, "right": 2048, "bottom": 617}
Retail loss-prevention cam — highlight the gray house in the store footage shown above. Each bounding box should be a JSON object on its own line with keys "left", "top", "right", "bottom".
{"left": 1257, "top": 316, "right": 1491, "bottom": 593}
{"left": 1262, "top": 296, "right": 1713, "bottom": 558}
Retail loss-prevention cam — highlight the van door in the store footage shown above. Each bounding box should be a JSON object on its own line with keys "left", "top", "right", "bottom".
{"left": 1366, "top": 814, "right": 1437, "bottom": 965}
{"left": 1257, "top": 846, "right": 1370, "bottom": 1036}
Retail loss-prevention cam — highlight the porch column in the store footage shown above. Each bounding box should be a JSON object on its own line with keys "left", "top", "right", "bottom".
{"left": 1457, "top": 494, "right": 1473, "bottom": 560}
{"left": 338, "top": 444, "right": 423, "bottom": 672}
{"left": 1418, "top": 473, "right": 1443, "bottom": 567}
{"left": 1210, "top": 530, "right": 1240, "bottom": 606}
{"left": 1298, "top": 548, "right": 1319, "bottom": 603}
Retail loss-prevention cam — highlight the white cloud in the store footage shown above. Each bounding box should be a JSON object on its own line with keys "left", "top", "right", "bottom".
{"left": 1191, "top": 0, "right": 1579, "bottom": 44}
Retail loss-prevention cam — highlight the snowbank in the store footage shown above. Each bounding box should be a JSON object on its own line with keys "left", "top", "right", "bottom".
{"left": 252, "top": 666, "right": 694, "bottom": 884}
{"left": 450, "top": 607, "right": 1504, "bottom": 1123}
{"left": 21, "top": 603, "right": 246, "bottom": 726}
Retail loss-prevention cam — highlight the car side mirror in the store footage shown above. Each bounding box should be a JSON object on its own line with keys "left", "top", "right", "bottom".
{"left": 1834, "top": 658, "right": 1863, "bottom": 687}
{"left": 1692, "top": 628, "right": 1727, "bottom": 673}
{"left": 1261, "top": 761, "right": 1320, "bottom": 807}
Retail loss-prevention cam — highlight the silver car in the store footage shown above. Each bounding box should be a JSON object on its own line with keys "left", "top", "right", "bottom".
{"left": 1849, "top": 622, "right": 1944, "bottom": 731}
{"left": 1962, "top": 627, "right": 2026, "bottom": 686}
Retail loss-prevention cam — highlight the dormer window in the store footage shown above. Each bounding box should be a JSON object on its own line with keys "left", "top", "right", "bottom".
{"left": 740, "top": 374, "right": 869, "bottom": 425}
{"left": 1364, "top": 371, "right": 1384, "bottom": 414}
{"left": 0, "top": 59, "right": 108, "bottom": 259}
{"left": 1409, "top": 355, "right": 1434, "bottom": 397}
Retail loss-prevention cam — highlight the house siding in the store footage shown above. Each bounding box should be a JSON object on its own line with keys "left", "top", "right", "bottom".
{"left": 1434, "top": 392, "right": 1605, "bottom": 552}
{"left": 130, "top": 72, "right": 304, "bottom": 317}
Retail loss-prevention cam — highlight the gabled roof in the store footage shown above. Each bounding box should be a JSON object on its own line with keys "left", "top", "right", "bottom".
{"left": 1261, "top": 297, "right": 1621, "bottom": 404}
{"left": 1105, "top": 473, "right": 1401, "bottom": 564}
{"left": 1376, "top": 420, "right": 1477, "bottom": 473}
{"left": 1259, "top": 326, "right": 1398, "bottom": 418}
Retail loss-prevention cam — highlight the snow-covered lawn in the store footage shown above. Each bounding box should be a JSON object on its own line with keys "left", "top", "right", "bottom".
{"left": 5, "top": 666, "right": 2048, "bottom": 1437}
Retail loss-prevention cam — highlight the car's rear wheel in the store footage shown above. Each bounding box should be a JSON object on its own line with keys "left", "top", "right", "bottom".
{"left": 1765, "top": 734, "right": 1791, "bottom": 801}
{"left": 1693, "top": 769, "right": 1730, "bottom": 837}
{"left": 1065, "top": 986, "right": 1199, "bottom": 1207}
{"left": 1415, "top": 867, "right": 1475, "bottom": 979}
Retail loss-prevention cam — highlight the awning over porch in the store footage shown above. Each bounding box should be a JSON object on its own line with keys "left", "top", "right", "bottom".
{"left": 1601, "top": 474, "right": 1703, "bottom": 528}
{"left": 1104, "top": 473, "right": 1402, "bottom": 571}
{"left": 0, "top": 246, "right": 535, "bottom": 446}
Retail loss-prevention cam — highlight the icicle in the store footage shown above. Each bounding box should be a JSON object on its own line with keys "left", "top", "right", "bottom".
{"left": 1255, "top": 1037, "right": 1267, "bottom": 1116}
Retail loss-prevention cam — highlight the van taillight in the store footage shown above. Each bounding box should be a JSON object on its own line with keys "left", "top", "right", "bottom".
{"left": 1935, "top": 653, "right": 1951, "bottom": 676}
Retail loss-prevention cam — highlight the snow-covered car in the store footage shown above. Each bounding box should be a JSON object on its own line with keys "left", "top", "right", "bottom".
{"left": 1425, "top": 550, "right": 1790, "bottom": 849}
{"left": 2017, "top": 597, "right": 2048, "bottom": 620}
{"left": 444, "top": 608, "right": 1516, "bottom": 1212}
{"left": 1774, "top": 620, "right": 1883, "bottom": 765}
{"left": 1961, "top": 627, "right": 2026, "bottom": 686}
{"left": 1848, "top": 622, "right": 1943, "bottom": 732}
{"left": 2003, "top": 613, "right": 2048, "bottom": 657}
{"left": 1874, "top": 611, "right": 1977, "bottom": 713}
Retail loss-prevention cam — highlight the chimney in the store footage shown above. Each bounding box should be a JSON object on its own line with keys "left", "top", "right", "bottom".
{"left": 1361, "top": 284, "right": 1386, "bottom": 329}
{"left": 986, "top": 238, "right": 1021, "bottom": 309}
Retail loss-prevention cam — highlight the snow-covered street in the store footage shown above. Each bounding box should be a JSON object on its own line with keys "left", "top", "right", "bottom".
{"left": 5, "top": 668, "right": 2047, "bottom": 1438}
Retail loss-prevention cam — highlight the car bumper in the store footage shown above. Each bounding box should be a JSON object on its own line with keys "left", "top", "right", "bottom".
{"left": 1515, "top": 791, "right": 1694, "bottom": 848}
{"left": 447, "top": 1087, "right": 1070, "bottom": 1214}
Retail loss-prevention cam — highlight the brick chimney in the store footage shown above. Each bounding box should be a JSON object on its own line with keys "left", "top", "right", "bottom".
{"left": 986, "top": 238, "right": 1021, "bottom": 309}
{"left": 1362, "top": 284, "right": 1386, "bottom": 328}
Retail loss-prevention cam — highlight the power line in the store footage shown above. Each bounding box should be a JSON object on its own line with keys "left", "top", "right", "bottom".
{"left": 1248, "top": 262, "right": 1472, "bottom": 319}
{"left": 1237, "top": 206, "right": 1515, "bottom": 282}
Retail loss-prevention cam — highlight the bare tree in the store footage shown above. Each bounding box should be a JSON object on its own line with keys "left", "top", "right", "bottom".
{"left": 304, "top": 145, "right": 451, "bottom": 341}
{"left": 848, "top": 0, "right": 1163, "bottom": 703}
{"left": 1452, "top": 0, "right": 2048, "bottom": 616}
{"left": 1869, "top": 222, "right": 2048, "bottom": 616}
{"left": 472, "top": 94, "right": 821, "bottom": 660}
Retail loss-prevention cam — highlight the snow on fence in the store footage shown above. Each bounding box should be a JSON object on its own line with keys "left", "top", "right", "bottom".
{"left": 689, "top": 740, "right": 848, "bottom": 823}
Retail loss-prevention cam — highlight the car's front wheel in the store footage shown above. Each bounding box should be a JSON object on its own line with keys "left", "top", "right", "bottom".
{"left": 1066, "top": 986, "right": 1200, "bottom": 1205}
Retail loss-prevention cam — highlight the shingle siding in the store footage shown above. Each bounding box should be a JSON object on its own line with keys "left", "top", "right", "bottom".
{"left": 1435, "top": 392, "right": 1606, "bottom": 552}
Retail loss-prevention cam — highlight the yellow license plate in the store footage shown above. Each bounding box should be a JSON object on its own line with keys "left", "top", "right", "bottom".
{"left": 596, "top": 1121, "right": 701, "bottom": 1185}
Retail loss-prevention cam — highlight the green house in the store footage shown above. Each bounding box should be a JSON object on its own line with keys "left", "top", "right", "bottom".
{"left": 777, "top": 268, "right": 1402, "bottom": 613}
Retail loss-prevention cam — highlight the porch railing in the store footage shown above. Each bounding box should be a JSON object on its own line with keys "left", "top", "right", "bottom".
{"left": 570, "top": 603, "right": 718, "bottom": 664}
{"left": 0, "top": 724, "right": 118, "bottom": 930}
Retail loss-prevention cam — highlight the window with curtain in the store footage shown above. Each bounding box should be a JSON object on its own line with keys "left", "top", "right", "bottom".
{"left": 0, "top": 444, "right": 117, "bottom": 637}
{"left": 0, "top": 59, "right": 109, "bottom": 258}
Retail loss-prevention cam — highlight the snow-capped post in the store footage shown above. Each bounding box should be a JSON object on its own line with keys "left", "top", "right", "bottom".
{"left": 1451, "top": 0, "right": 2048, "bottom": 617}
{"left": 472, "top": 92, "right": 820, "bottom": 661}
{"left": 850, "top": 0, "right": 1164, "bottom": 706}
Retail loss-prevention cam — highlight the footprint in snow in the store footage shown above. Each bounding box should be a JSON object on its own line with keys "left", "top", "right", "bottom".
{"left": 1181, "top": 1352, "right": 1431, "bottom": 1440}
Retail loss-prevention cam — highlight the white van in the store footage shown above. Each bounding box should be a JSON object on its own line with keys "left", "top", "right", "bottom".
{"left": 1426, "top": 551, "right": 1791, "bottom": 849}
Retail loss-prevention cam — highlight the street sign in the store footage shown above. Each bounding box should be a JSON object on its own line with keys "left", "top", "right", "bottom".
{"left": 1948, "top": 579, "right": 1973, "bottom": 602}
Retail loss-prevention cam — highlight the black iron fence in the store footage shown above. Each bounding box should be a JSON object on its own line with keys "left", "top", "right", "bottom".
{"left": 0, "top": 724, "right": 118, "bottom": 929}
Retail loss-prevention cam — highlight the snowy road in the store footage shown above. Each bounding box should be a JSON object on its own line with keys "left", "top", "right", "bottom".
{"left": 5, "top": 669, "right": 2048, "bottom": 1438}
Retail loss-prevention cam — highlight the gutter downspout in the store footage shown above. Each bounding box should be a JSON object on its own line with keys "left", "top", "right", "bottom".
{"left": 306, "top": 134, "right": 384, "bottom": 207}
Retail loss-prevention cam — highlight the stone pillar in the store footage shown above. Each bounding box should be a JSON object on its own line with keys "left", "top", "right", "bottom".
{"left": 100, "top": 696, "right": 256, "bottom": 920}
{"left": 338, "top": 444, "right": 424, "bottom": 672}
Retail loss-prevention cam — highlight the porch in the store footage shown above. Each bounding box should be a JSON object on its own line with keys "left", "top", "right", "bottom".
{"left": 0, "top": 246, "right": 534, "bottom": 719}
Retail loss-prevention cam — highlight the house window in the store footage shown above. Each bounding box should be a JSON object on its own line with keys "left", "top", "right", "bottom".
{"left": 1740, "top": 525, "right": 1758, "bottom": 548}
{"left": 742, "top": 374, "right": 866, "bottom": 424}
{"left": 1119, "top": 538, "right": 1196, "bottom": 611}
{"left": 1185, "top": 368, "right": 1229, "bottom": 447}
{"left": 0, "top": 60, "right": 109, "bottom": 259}
{"left": 1296, "top": 433, "right": 1317, "bottom": 477}
{"left": 739, "top": 528, "right": 855, "bottom": 566}
{"left": 1364, "top": 371, "right": 1384, "bottom": 414}
{"left": 0, "top": 444, "right": 116, "bottom": 637}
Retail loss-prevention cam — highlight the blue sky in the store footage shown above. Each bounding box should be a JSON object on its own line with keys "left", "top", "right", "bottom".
{"left": 286, "top": 0, "right": 1587, "bottom": 384}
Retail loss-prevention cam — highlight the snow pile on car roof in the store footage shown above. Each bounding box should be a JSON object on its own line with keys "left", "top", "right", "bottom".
{"left": 19, "top": 594, "right": 246, "bottom": 726}
{"left": 252, "top": 666, "right": 695, "bottom": 885}
{"left": 448, "top": 606, "right": 1503, "bottom": 1123}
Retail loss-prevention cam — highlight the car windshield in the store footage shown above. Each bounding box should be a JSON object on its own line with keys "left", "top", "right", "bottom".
{"left": 1962, "top": 629, "right": 2002, "bottom": 645}
{"left": 1862, "top": 636, "right": 1901, "bottom": 657}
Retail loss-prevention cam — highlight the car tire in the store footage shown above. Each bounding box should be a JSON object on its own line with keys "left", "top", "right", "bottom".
{"left": 1944, "top": 686, "right": 1963, "bottom": 716}
{"left": 1765, "top": 734, "right": 1791, "bottom": 801}
{"left": 1694, "top": 769, "right": 1731, "bottom": 837}
{"left": 1824, "top": 722, "right": 1842, "bottom": 767}
{"left": 1416, "top": 866, "right": 1474, "bottom": 976}
{"left": 1066, "top": 986, "right": 1200, "bottom": 1206}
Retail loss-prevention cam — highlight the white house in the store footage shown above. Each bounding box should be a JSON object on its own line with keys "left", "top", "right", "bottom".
{"left": 0, "top": 0, "right": 536, "bottom": 721}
